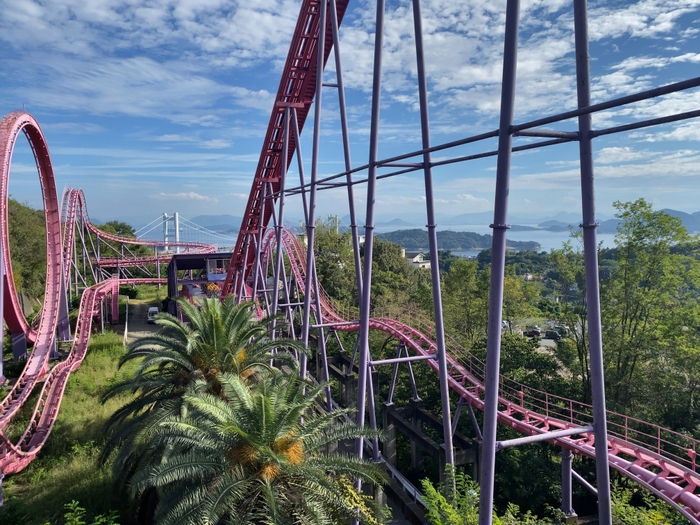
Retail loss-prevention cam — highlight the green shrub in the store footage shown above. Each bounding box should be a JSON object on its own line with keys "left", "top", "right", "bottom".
{"left": 43, "top": 500, "right": 119, "bottom": 525}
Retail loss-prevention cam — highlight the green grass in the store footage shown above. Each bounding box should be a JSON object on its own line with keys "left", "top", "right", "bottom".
{"left": 0, "top": 332, "right": 133, "bottom": 525}
{"left": 129, "top": 285, "right": 164, "bottom": 305}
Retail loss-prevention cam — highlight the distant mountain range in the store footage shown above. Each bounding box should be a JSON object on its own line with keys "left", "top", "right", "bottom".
{"left": 339, "top": 208, "right": 700, "bottom": 234}
{"left": 341, "top": 210, "right": 611, "bottom": 227}
{"left": 190, "top": 214, "right": 243, "bottom": 233}
{"left": 121, "top": 208, "right": 700, "bottom": 237}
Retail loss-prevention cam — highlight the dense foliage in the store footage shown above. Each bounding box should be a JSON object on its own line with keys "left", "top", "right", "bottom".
{"left": 421, "top": 469, "right": 681, "bottom": 525}
{"left": 315, "top": 199, "right": 700, "bottom": 521}
{"left": 8, "top": 198, "right": 46, "bottom": 301}
{"left": 103, "top": 297, "right": 387, "bottom": 525}
{"left": 0, "top": 333, "right": 128, "bottom": 525}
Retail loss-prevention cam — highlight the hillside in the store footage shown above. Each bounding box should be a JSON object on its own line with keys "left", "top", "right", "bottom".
{"left": 377, "top": 229, "right": 540, "bottom": 251}
{"left": 8, "top": 199, "right": 47, "bottom": 300}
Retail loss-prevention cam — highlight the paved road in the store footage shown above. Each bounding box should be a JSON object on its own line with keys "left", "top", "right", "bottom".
{"left": 124, "top": 302, "right": 160, "bottom": 344}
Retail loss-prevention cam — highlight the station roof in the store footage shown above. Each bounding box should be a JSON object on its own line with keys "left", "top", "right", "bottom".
{"left": 167, "top": 252, "right": 233, "bottom": 271}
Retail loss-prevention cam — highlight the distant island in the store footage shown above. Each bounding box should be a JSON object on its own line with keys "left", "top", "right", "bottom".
{"left": 377, "top": 229, "right": 541, "bottom": 252}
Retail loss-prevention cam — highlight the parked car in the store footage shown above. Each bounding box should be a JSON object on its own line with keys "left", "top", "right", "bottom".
{"left": 545, "top": 329, "right": 562, "bottom": 341}
{"left": 525, "top": 326, "right": 541, "bottom": 337}
{"left": 554, "top": 325, "right": 569, "bottom": 337}
{"left": 147, "top": 306, "right": 159, "bottom": 324}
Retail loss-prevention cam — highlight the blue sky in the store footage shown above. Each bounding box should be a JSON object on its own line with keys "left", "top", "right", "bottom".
{"left": 1, "top": 0, "right": 700, "bottom": 228}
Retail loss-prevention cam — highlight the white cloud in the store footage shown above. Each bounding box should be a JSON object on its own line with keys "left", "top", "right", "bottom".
{"left": 2, "top": 0, "right": 697, "bottom": 130}
{"left": 42, "top": 122, "right": 105, "bottom": 134}
{"left": 510, "top": 147, "right": 700, "bottom": 191}
{"left": 587, "top": 0, "right": 700, "bottom": 40}
{"left": 636, "top": 122, "right": 700, "bottom": 142}
{"left": 596, "top": 146, "right": 658, "bottom": 164}
{"left": 152, "top": 134, "right": 198, "bottom": 143}
{"left": 155, "top": 191, "right": 218, "bottom": 202}
{"left": 200, "top": 139, "right": 232, "bottom": 149}
{"left": 2, "top": 55, "right": 274, "bottom": 124}
{"left": 0, "top": 0, "right": 300, "bottom": 66}
{"left": 435, "top": 193, "right": 492, "bottom": 211}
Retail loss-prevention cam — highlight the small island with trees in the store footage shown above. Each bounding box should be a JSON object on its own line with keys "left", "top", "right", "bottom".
{"left": 377, "top": 229, "right": 540, "bottom": 252}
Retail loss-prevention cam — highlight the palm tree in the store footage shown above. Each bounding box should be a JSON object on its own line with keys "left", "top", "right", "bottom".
{"left": 101, "top": 296, "right": 305, "bottom": 492}
{"left": 128, "top": 372, "right": 387, "bottom": 525}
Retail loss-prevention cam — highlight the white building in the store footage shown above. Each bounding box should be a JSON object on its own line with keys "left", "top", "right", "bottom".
{"left": 404, "top": 251, "right": 431, "bottom": 269}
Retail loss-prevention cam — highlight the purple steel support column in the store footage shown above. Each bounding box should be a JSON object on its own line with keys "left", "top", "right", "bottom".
{"left": 366, "top": 363, "right": 381, "bottom": 460}
{"left": 291, "top": 109, "right": 310, "bottom": 222}
{"left": 451, "top": 397, "right": 465, "bottom": 436}
{"left": 387, "top": 342, "right": 403, "bottom": 404}
{"left": 81, "top": 219, "right": 86, "bottom": 277}
{"left": 251, "top": 184, "right": 268, "bottom": 304}
{"left": 330, "top": 0, "right": 363, "bottom": 302}
{"left": 57, "top": 275, "right": 71, "bottom": 341}
{"left": 468, "top": 404, "right": 483, "bottom": 442}
{"left": 351, "top": 332, "right": 360, "bottom": 368}
{"left": 272, "top": 109, "right": 290, "bottom": 331}
{"left": 73, "top": 231, "right": 79, "bottom": 297}
{"left": 405, "top": 347, "right": 420, "bottom": 401}
{"left": 478, "top": 0, "right": 520, "bottom": 523}
{"left": 95, "top": 237, "right": 100, "bottom": 285}
{"left": 280, "top": 250, "right": 294, "bottom": 320}
{"left": 573, "top": 0, "right": 612, "bottom": 521}
{"left": 237, "top": 235, "right": 251, "bottom": 303}
{"left": 332, "top": 330, "right": 347, "bottom": 354}
{"left": 300, "top": 0, "right": 327, "bottom": 381}
{"left": 412, "top": 0, "right": 454, "bottom": 471}
{"left": 561, "top": 448, "right": 575, "bottom": 517}
{"left": 310, "top": 265, "right": 333, "bottom": 411}
{"left": 268, "top": 181, "right": 279, "bottom": 231}
{"left": 232, "top": 271, "right": 240, "bottom": 303}
{"left": 265, "top": 220, "right": 273, "bottom": 279}
{"left": 356, "top": 0, "right": 386, "bottom": 461}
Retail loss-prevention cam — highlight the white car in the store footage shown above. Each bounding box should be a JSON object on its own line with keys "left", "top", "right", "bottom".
{"left": 147, "top": 307, "right": 159, "bottom": 324}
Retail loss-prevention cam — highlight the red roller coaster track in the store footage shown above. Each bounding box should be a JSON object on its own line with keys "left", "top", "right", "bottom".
{"left": 0, "top": 111, "right": 214, "bottom": 476}
{"left": 222, "top": 0, "right": 350, "bottom": 296}
{"left": 0, "top": 0, "right": 697, "bottom": 520}
{"left": 272, "top": 226, "right": 700, "bottom": 524}
{"left": 213, "top": 0, "right": 700, "bottom": 519}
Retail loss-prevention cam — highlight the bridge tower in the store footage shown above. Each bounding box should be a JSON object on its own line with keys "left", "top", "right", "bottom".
{"left": 162, "top": 212, "right": 180, "bottom": 253}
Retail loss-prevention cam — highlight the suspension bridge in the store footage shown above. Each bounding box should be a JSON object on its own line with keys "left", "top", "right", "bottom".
{"left": 1, "top": 0, "right": 700, "bottom": 524}
{"left": 134, "top": 212, "right": 239, "bottom": 252}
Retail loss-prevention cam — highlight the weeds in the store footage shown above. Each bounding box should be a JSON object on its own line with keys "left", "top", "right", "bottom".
{"left": 0, "top": 332, "right": 129, "bottom": 525}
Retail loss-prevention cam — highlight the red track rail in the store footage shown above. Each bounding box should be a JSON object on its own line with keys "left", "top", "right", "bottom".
{"left": 0, "top": 113, "right": 63, "bottom": 425}
{"left": 61, "top": 187, "right": 215, "bottom": 285}
{"left": 0, "top": 277, "right": 165, "bottom": 474}
{"left": 0, "top": 113, "right": 62, "bottom": 346}
{"left": 223, "top": 0, "right": 350, "bottom": 296}
{"left": 0, "top": 112, "right": 186, "bottom": 477}
{"left": 274, "top": 227, "right": 700, "bottom": 524}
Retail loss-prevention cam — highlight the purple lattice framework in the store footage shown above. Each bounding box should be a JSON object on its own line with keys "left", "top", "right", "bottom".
{"left": 223, "top": 0, "right": 700, "bottom": 524}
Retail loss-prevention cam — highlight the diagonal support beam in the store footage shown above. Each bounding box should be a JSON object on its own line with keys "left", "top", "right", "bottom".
{"left": 495, "top": 425, "right": 593, "bottom": 451}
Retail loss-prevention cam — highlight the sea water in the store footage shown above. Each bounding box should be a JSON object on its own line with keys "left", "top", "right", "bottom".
{"left": 373, "top": 223, "right": 619, "bottom": 258}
